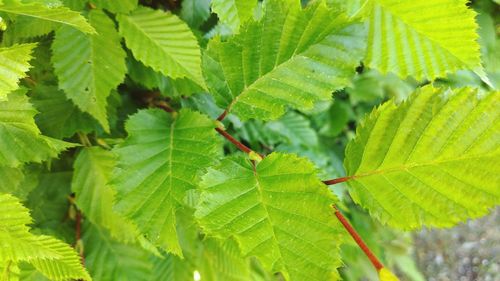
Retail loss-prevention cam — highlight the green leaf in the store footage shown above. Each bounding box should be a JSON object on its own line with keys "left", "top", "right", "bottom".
{"left": 112, "top": 109, "right": 220, "bottom": 255}
{"left": 196, "top": 153, "right": 343, "bottom": 281}
{"left": 180, "top": 0, "right": 210, "bottom": 28}
{"left": 265, "top": 111, "right": 318, "bottom": 147}
{"left": 0, "top": 166, "right": 24, "bottom": 195}
{"left": 31, "top": 84, "right": 97, "bottom": 139}
{"left": 90, "top": 0, "right": 138, "bottom": 13}
{"left": 211, "top": 0, "right": 257, "bottom": 32}
{"left": 72, "top": 147, "right": 140, "bottom": 242}
{"left": 345, "top": 86, "right": 500, "bottom": 229}
{"left": 203, "top": 0, "right": 365, "bottom": 120}
{"left": 0, "top": 43, "right": 36, "bottom": 100}
{"left": 0, "top": 2, "right": 95, "bottom": 34}
{"left": 0, "top": 92, "right": 76, "bottom": 168}
{"left": 25, "top": 172, "right": 75, "bottom": 240}
{"left": 365, "top": 0, "right": 486, "bottom": 81}
{"left": 197, "top": 238, "right": 252, "bottom": 281}
{"left": 117, "top": 7, "right": 205, "bottom": 87}
{"left": 52, "top": 9, "right": 127, "bottom": 131}
{"left": 83, "top": 224, "right": 153, "bottom": 281}
{"left": 0, "top": 193, "right": 55, "bottom": 263}
{"left": 29, "top": 235, "right": 91, "bottom": 281}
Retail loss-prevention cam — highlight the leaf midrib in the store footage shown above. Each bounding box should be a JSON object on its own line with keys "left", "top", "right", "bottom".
{"left": 352, "top": 153, "right": 496, "bottom": 179}
{"left": 251, "top": 163, "right": 290, "bottom": 276}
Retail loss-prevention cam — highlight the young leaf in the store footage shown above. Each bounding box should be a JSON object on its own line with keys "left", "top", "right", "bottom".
{"left": 112, "top": 109, "right": 221, "bottom": 255}
{"left": 196, "top": 153, "right": 344, "bottom": 281}
{"left": 345, "top": 86, "right": 500, "bottom": 229}
{"left": 365, "top": 0, "right": 486, "bottom": 81}
{"left": 203, "top": 0, "right": 365, "bottom": 120}
{"left": 0, "top": 1, "right": 95, "bottom": 34}
{"left": 117, "top": 7, "right": 205, "bottom": 87}
{"left": 90, "top": 0, "right": 138, "bottom": 13}
{"left": 0, "top": 43, "right": 36, "bottom": 100}
{"left": 52, "top": 9, "right": 126, "bottom": 132}
{"left": 0, "top": 92, "right": 76, "bottom": 168}
{"left": 211, "top": 0, "right": 257, "bottom": 32}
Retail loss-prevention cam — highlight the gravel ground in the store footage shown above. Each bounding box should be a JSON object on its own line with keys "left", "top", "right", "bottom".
{"left": 414, "top": 208, "right": 499, "bottom": 281}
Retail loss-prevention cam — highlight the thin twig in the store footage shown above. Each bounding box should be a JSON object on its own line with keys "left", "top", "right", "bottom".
{"left": 216, "top": 110, "right": 228, "bottom": 121}
{"left": 215, "top": 127, "right": 253, "bottom": 155}
{"left": 333, "top": 205, "right": 384, "bottom": 271}
{"left": 322, "top": 176, "right": 354, "bottom": 185}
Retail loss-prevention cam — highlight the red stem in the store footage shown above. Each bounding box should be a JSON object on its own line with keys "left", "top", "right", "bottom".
{"left": 216, "top": 110, "right": 228, "bottom": 121}
{"left": 333, "top": 206, "right": 383, "bottom": 271}
{"left": 215, "top": 127, "right": 253, "bottom": 154}
{"left": 322, "top": 176, "right": 353, "bottom": 185}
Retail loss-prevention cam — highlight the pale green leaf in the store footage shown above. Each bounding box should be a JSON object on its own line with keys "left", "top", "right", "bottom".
{"left": 0, "top": 44, "right": 36, "bottom": 100}
{"left": 117, "top": 7, "right": 205, "bottom": 87}
{"left": 196, "top": 153, "right": 343, "bottom": 281}
{"left": 29, "top": 236, "right": 91, "bottom": 281}
{"left": 0, "top": 2, "right": 95, "bottom": 34}
{"left": 211, "top": 0, "right": 257, "bottom": 32}
{"left": 112, "top": 109, "right": 221, "bottom": 255}
{"left": 0, "top": 92, "right": 76, "bottom": 168}
{"left": 345, "top": 86, "right": 500, "bottom": 229}
{"left": 204, "top": 0, "right": 365, "bottom": 120}
{"left": 52, "top": 9, "right": 127, "bottom": 131}
{"left": 365, "top": 0, "right": 486, "bottom": 81}
{"left": 83, "top": 224, "right": 153, "bottom": 281}
{"left": 0, "top": 193, "right": 59, "bottom": 263}
{"left": 72, "top": 147, "right": 140, "bottom": 242}
{"left": 30, "top": 85, "right": 97, "bottom": 139}
{"left": 90, "top": 0, "right": 137, "bottom": 13}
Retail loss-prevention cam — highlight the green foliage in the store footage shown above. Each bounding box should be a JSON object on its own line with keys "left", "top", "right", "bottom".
{"left": 196, "top": 153, "right": 344, "bottom": 280}
{"left": 0, "top": 0, "right": 498, "bottom": 280}
{"left": 0, "top": 91, "right": 75, "bottom": 167}
{"left": 204, "top": 0, "right": 365, "bottom": 120}
{"left": 345, "top": 86, "right": 499, "bottom": 229}
{"left": 211, "top": 0, "right": 258, "bottom": 32}
{"left": 117, "top": 7, "right": 205, "bottom": 88}
{"left": 0, "top": 193, "right": 90, "bottom": 280}
{"left": 0, "top": 1, "right": 95, "bottom": 34}
{"left": 364, "top": 0, "right": 486, "bottom": 82}
{"left": 0, "top": 44, "right": 35, "bottom": 99}
{"left": 52, "top": 9, "right": 126, "bottom": 131}
{"left": 112, "top": 109, "right": 221, "bottom": 255}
